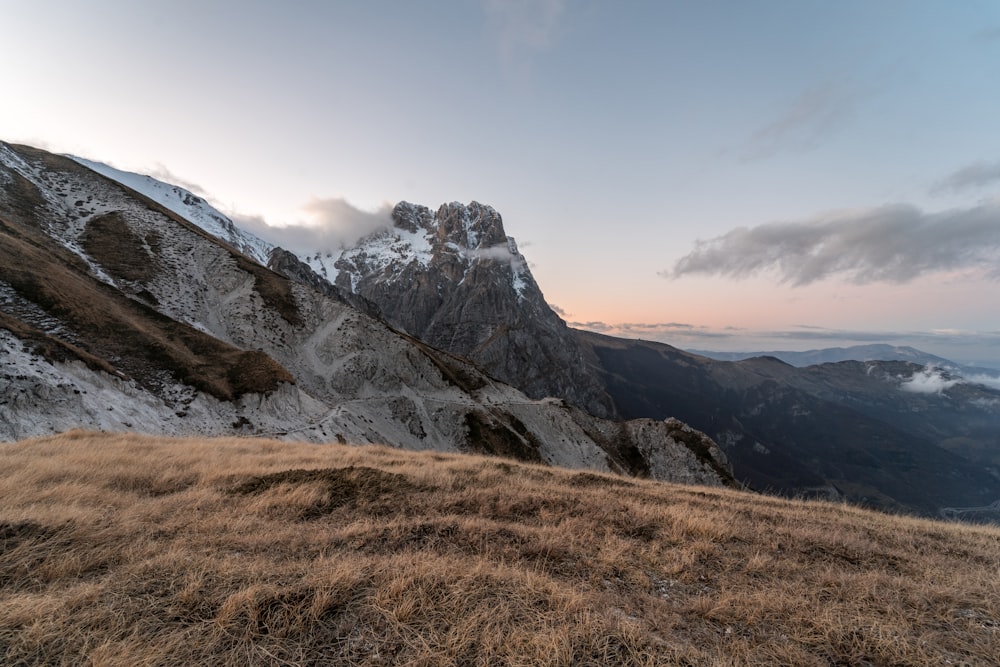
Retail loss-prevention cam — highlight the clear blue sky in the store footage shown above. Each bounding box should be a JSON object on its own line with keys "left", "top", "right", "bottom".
{"left": 4, "top": 1, "right": 1000, "bottom": 364}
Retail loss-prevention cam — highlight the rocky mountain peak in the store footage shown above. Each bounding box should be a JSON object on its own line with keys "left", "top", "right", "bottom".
{"left": 391, "top": 200, "right": 507, "bottom": 250}
{"left": 390, "top": 201, "right": 430, "bottom": 234}
{"left": 434, "top": 201, "right": 507, "bottom": 249}
{"left": 329, "top": 198, "right": 618, "bottom": 419}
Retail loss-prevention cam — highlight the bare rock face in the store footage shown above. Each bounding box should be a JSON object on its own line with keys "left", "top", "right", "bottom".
{"left": 267, "top": 246, "right": 383, "bottom": 320}
{"left": 329, "top": 201, "right": 618, "bottom": 419}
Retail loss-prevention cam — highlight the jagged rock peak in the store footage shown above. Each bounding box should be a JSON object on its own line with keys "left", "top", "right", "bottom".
{"left": 391, "top": 200, "right": 508, "bottom": 250}
{"left": 389, "top": 201, "right": 432, "bottom": 234}
{"left": 330, "top": 197, "right": 619, "bottom": 420}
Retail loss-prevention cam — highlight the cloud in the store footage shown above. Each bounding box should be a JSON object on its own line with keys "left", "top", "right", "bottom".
{"left": 739, "top": 82, "right": 864, "bottom": 161}
{"left": 569, "top": 321, "right": 734, "bottom": 340}
{"left": 965, "top": 374, "right": 1000, "bottom": 392}
{"left": 667, "top": 201, "right": 1000, "bottom": 285}
{"left": 464, "top": 244, "right": 516, "bottom": 262}
{"left": 900, "top": 365, "right": 961, "bottom": 394}
{"left": 569, "top": 320, "right": 614, "bottom": 333}
{"left": 932, "top": 160, "right": 1000, "bottom": 194}
{"left": 458, "top": 243, "right": 528, "bottom": 276}
{"left": 483, "top": 0, "right": 566, "bottom": 74}
{"left": 898, "top": 364, "right": 1000, "bottom": 395}
{"left": 147, "top": 163, "right": 208, "bottom": 196}
{"left": 233, "top": 198, "right": 394, "bottom": 254}
{"left": 548, "top": 303, "right": 569, "bottom": 317}
{"left": 618, "top": 322, "right": 696, "bottom": 333}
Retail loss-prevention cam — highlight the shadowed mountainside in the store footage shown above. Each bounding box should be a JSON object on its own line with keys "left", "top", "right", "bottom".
{"left": 576, "top": 330, "right": 1000, "bottom": 517}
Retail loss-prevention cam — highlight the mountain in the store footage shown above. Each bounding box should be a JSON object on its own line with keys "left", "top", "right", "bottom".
{"left": 69, "top": 155, "right": 274, "bottom": 265}
{"left": 687, "top": 343, "right": 959, "bottom": 367}
{"left": 578, "top": 333, "right": 1000, "bottom": 516}
{"left": 63, "top": 158, "right": 618, "bottom": 419}
{"left": 276, "top": 191, "right": 1000, "bottom": 518}
{"left": 315, "top": 200, "right": 619, "bottom": 420}
{"left": 0, "top": 141, "right": 733, "bottom": 489}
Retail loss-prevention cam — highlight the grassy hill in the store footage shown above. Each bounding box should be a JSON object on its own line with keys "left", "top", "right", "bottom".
{"left": 1, "top": 432, "right": 998, "bottom": 666}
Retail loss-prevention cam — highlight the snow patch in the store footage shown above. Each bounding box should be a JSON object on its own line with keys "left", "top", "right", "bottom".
{"left": 335, "top": 224, "right": 435, "bottom": 292}
{"left": 68, "top": 156, "right": 274, "bottom": 265}
{"left": 305, "top": 251, "right": 344, "bottom": 284}
{"left": 507, "top": 237, "right": 529, "bottom": 299}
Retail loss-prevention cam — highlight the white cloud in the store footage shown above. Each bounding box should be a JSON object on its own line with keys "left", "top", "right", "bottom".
{"left": 963, "top": 374, "right": 1000, "bottom": 392}
{"left": 668, "top": 202, "right": 1000, "bottom": 285}
{"left": 899, "top": 365, "right": 1000, "bottom": 395}
{"left": 569, "top": 321, "right": 734, "bottom": 340}
{"left": 233, "top": 197, "right": 394, "bottom": 254}
{"left": 463, "top": 244, "right": 516, "bottom": 262}
{"left": 569, "top": 320, "right": 614, "bottom": 333}
{"left": 900, "top": 365, "right": 961, "bottom": 394}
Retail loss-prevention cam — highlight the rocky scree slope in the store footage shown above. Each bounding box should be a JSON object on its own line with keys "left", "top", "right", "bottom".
{"left": 0, "top": 141, "right": 733, "bottom": 487}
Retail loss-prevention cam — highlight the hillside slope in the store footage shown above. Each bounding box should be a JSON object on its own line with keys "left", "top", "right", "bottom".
{"left": 0, "top": 141, "right": 730, "bottom": 486}
{"left": 2, "top": 432, "right": 998, "bottom": 666}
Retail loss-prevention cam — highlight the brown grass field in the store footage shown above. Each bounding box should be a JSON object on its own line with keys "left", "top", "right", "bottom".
{"left": 1, "top": 431, "right": 998, "bottom": 666}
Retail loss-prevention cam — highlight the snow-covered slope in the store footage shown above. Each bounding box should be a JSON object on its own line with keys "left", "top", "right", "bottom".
{"left": 70, "top": 156, "right": 274, "bottom": 264}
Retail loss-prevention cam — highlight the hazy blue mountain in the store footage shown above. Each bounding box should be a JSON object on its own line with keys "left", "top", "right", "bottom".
{"left": 687, "top": 344, "right": 958, "bottom": 367}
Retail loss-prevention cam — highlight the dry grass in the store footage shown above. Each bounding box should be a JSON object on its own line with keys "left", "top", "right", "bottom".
{"left": 1, "top": 431, "right": 998, "bottom": 666}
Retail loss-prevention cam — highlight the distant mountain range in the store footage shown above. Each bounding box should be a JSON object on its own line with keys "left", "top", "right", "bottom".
{"left": 3, "top": 140, "right": 998, "bottom": 520}
{"left": 689, "top": 344, "right": 1000, "bottom": 378}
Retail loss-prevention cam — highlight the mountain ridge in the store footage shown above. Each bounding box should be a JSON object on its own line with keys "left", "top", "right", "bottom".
{"left": 688, "top": 343, "right": 1000, "bottom": 374}
{"left": 0, "top": 140, "right": 733, "bottom": 489}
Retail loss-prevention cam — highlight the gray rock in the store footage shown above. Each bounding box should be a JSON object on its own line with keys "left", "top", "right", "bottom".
{"left": 332, "top": 200, "right": 618, "bottom": 419}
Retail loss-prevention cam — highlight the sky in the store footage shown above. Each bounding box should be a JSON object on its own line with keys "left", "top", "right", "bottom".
{"left": 3, "top": 0, "right": 1000, "bottom": 365}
